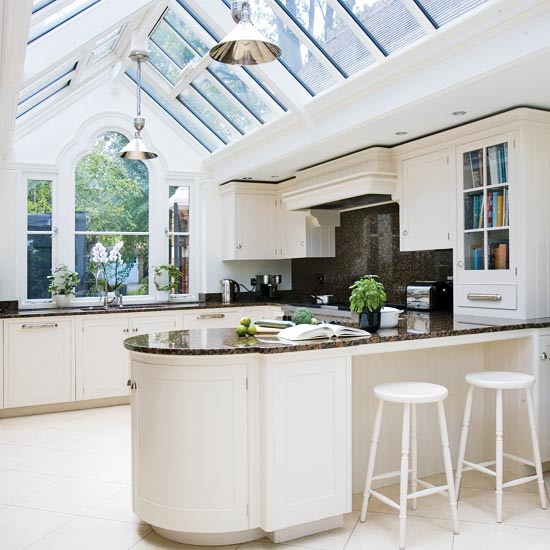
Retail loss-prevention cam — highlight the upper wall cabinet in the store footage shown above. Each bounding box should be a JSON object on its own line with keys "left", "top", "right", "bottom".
{"left": 399, "top": 148, "right": 453, "bottom": 251}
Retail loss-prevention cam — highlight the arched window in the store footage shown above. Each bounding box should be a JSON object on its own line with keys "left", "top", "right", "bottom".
{"left": 74, "top": 131, "right": 149, "bottom": 297}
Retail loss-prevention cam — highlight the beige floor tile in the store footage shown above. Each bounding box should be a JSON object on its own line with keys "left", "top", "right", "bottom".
{"left": 10, "top": 427, "right": 89, "bottom": 450}
{"left": 238, "top": 541, "right": 294, "bottom": 550}
{"left": 58, "top": 430, "right": 130, "bottom": 454}
{"left": 283, "top": 511, "right": 359, "bottom": 550}
{"left": 84, "top": 486, "right": 145, "bottom": 524}
{"left": 457, "top": 486, "right": 550, "bottom": 528}
{"left": 0, "top": 505, "right": 75, "bottom": 550}
{"left": 85, "top": 405, "right": 131, "bottom": 420}
{"left": 0, "top": 424, "right": 41, "bottom": 444}
{"left": 15, "top": 476, "right": 126, "bottom": 515}
{"left": 57, "top": 414, "right": 121, "bottom": 433}
{"left": 453, "top": 520, "right": 550, "bottom": 550}
{"left": 14, "top": 448, "right": 105, "bottom": 476}
{"left": 26, "top": 516, "right": 151, "bottom": 550}
{"left": 132, "top": 531, "right": 239, "bottom": 549}
{"left": 0, "top": 443, "right": 51, "bottom": 468}
{"left": 0, "top": 468, "right": 62, "bottom": 504}
{"left": 71, "top": 453, "right": 132, "bottom": 484}
{"left": 346, "top": 512, "right": 454, "bottom": 550}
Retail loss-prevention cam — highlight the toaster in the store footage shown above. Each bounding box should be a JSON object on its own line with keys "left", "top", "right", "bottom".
{"left": 406, "top": 281, "right": 453, "bottom": 311}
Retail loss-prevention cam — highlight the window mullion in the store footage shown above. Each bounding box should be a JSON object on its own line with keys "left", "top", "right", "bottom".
{"left": 170, "top": 53, "right": 211, "bottom": 98}
{"left": 402, "top": 0, "right": 438, "bottom": 32}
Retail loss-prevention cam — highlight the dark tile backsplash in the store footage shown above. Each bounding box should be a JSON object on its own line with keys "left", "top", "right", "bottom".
{"left": 291, "top": 203, "right": 453, "bottom": 305}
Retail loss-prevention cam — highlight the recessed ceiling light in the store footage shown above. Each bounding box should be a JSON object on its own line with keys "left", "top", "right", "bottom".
{"left": 395, "top": 131, "right": 408, "bottom": 136}
{"left": 452, "top": 110, "right": 467, "bottom": 116}
{"left": 242, "top": 177, "right": 252, "bottom": 180}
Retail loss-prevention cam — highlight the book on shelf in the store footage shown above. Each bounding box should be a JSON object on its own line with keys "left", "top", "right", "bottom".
{"left": 472, "top": 195, "right": 481, "bottom": 229}
{"left": 478, "top": 199, "right": 484, "bottom": 228}
{"left": 487, "top": 146, "right": 499, "bottom": 186}
{"left": 471, "top": 246, "right": 484, "bottom": 270}
{"left": 277, "top": 323, "right": 371, "bottom": 341}
{"left": 464, "top": 150, "right": 483, "bottom": 188}
{"left": 496, "top": 194, "right": 504, "bottom": 226}
{"left": 487, "top": 193, "right": 493, "bottom": 227}
{"left": 495, "top": 243, "right": 509, "bottom": 270}
{"left": 464, "top": 195, "right": 474, "bottom": 230}
{"left": 503, "top": 188, "right": 509, "bottom": 225}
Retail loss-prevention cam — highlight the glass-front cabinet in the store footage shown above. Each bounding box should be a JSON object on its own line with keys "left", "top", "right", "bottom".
{"left": 457, "top": 134, "right": 514, "bottom": 285}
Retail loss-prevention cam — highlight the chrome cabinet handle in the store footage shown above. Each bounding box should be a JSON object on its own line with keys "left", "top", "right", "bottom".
{"left": 196, "top": 313, "right": 225, "bottom": 320}
{"left": 300, "top": 241, "right": 304, "bottom": 246}
{"left": 467, "top": 293, "right": 502, "bottom": 301}
{"left": 22, "top": 323, "right": 58, "bottom": 329}
{"left": 541, "top": 352, "right": 548, "bottom": 361}
{"left": 237, "top": 244, "right": 242, "bottom": 249}
{"left": 457, "top": 260, "right": 464, "bottom": 268}
{"left": 402, "top": 230, "right": 408, "bottom": 236}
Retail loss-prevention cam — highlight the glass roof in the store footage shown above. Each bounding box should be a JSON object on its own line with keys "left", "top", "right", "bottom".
{"left": 18, "top": 0, "right": 491, "bottom": 152}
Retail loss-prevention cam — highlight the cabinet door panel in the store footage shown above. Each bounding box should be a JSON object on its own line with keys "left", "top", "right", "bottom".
{"left": 131, "top": 314, "right": 177, "bottom": 336}
{"left": 78, "top": 316, "right": 129, "bottom": 400}
{"left": 133, "top": 362, "right": 248, "bottom": 532}
{"left": 538, "top": 334, "right": 550, "bottom": 462}
{"left": 401, "top": 150, "right": 451, "bottom": 251}
{"left": 183, "top": 310, "right": 240, "bottom": 329}
{"left": 236, "top": 194, "right": 277, "bottom": 259}
{"left": 4, "top": 319, "right": 73, "bottom": 408}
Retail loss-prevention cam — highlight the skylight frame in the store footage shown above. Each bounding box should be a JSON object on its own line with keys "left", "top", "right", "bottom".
{"left": 413, "top": 0, "right": 490, "bottom": 28}
{"left": 19, "top": 61, "right": 77, "bottom": 105}
{"left": 17, "top": 80, "right": 72, "bottom": 119}
{"left": 32, "top": 0, "right": 57, "bottom": 14}
{"left": 28, "top": 0, "right": 103, "bottom": 44}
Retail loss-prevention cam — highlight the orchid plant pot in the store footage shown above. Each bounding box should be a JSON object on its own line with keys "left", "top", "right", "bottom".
{"left": 53, "top": 294, "right": 71, "bottom": 308}
{"left": 156, "top": 290, "right": 170, "bottom": 302}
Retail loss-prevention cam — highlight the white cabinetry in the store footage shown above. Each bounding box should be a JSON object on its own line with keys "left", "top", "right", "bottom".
{"left": 399, "top": 149, "right": 453, "bottom": 251}
{"left": 183, "top": 309, "right": 241, "bottom": 329}
{"left": 76, "top": 313, "right": 178, "bottom": 400}
{"left": 222, "top": 183, "right": 278, "bottom": 260}
{"left": 131, "top": 358, "right": 249, "bottom": 533}
{"left": 4, "top": 318, "right": 74, "bottom": 407}
{"left": 539, "top": 333, "right": 550, "bottom": 463}
{"left": 262, "top": 352, "right": 351, "bottom": 530}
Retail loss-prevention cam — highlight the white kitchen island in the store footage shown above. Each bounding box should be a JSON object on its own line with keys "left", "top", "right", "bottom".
{"left": 124, "top": 313, "right": 550, "bottom": 545}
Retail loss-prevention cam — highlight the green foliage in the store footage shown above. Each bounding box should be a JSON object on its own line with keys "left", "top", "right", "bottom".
{"left": 47, "top": 265, "right": 80, "bottom": 296}
{"left": 153, "top": 264, "right": 183, "bottom": 292}
{"left": 349, "top": 275, "right": 387, "bottom": 313}
{"left": 292, "top": 307, "right": 314, "bottom": 325}
{"left": 27, "top": 180, "right": 52, "bottom": 215}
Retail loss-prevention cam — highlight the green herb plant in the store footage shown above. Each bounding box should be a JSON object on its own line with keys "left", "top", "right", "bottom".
{"left": 349, "top": 275, "right": 387, "bottom": 313}
{"left": 47, "top": 264, "right": 80, "bottom": 296}
{"left": 153, "top": 264, "right": 183, "bottom": 292}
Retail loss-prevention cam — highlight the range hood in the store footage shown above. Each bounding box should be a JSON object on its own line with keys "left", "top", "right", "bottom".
{"left": 281, "top": 147, "right": 397, "bottom": 211}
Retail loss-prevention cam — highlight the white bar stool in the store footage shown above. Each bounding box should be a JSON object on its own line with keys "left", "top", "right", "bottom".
{"left": 455, "top": 371, "right": 547, "bottom": 523}
{"left": 360, "top": 382, "right": 459, "bottom": 550}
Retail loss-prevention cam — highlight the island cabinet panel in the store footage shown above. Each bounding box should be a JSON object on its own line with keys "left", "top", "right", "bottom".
{"left": 4, "top": 318, "right": 74, "bottom": 408}
{"left": 261, "top": 353, "right": 351, "bottom": 531}
{"left": 538, "top": 333, "right": 550, "bottom": 463}
{"left": 131, "top": 362, "right": 249, "bottom": 533}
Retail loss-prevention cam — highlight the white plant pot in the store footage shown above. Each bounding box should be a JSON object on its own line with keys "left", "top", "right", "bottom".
{"left": 156, "top": 290, "right": 170, "bottom": 302}
{"left": 53, "top": 294, "right": 71, "bottom": 308}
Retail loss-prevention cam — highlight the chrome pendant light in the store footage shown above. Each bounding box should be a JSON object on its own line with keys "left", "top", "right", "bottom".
{"left": 120, "top": 50, "right": 158, "bottom": 160}
{"left": 209, "top": 1, "right": 281, "bottom": 65}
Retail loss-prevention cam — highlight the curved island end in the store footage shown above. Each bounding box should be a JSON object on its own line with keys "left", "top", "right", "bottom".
{"left": 123, "top": 328, "right": 361, "bottom": 546}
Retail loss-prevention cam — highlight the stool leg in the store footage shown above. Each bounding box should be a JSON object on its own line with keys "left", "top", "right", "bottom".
{"left": 524, "top": 387, "right": 548, "bottom": 510}
{"left": 360, "top": 398, "right": 384, "bottom": 523}
{"left": 496, "top": 388, "right": 503, "bottom": 523}
{"left": 399, "top": 403, "right": 411, "bottom": 550}
{"left": 411, "top": 403, "right": 418, "bottom": 510}
{"left": 455, "top": 385, "right": 474, "bottom": 499}
{"left": 437, "top": 400, "right": 460, "bottom": 535}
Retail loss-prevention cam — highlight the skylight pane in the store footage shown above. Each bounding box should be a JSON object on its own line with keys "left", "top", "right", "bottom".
{"left": 29, "top": 0, "right": 102, "bottom": 43}
{"left": 416, "top": 0, "right": 489, "bottom": 26}
{"left": 164, "top": 9, "right": 209, "bottom": 56}
{"left": 150, "top": 20, "right": 198, "bottom": 69}
{"left": 191, "top": 75, "right": 254, "bottom": 133}
{"left": 148, "top": 41, "right": 181, "bottom": 85}
{"left": 178, "top": 90, "right": 240, "bottom": 144}
{"left": 207, "top": 63, "right": 280, "bottom": 122}
{"left": 126, "top": 69, "right": 221, "bottom": 153}
{"left": 19, "top": 61, "right": 77, "bottom": 103}
{"left": 275, "top": 0, "right": 375, "bottom": 76}
{"left": 339, "top": 0, "right": 426, "bottom": 54}
{"left": 17, "top": 80, "right": 70, "bottom": 118}
{"left": 32, "top": 0, "right": 56, "bottom": 14}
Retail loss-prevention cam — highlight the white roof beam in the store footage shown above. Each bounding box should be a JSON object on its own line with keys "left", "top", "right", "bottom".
{"left": 23, "top": 0, "right": 156, "bottom": 85}
{"left": 401, "top": 0, "right": 437, "bottom": 34}
{"left": 0, "top": 0, "right": 32, "bottom": 155}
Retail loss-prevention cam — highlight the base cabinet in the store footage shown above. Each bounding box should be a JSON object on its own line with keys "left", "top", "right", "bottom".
{"left": 4, "top": 318, "right": 74, "bottom": 408}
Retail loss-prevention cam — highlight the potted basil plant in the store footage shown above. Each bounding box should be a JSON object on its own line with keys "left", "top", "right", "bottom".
{"left": 154, "top": 264, "right": 183, "bottom": 301}
{"left": 47, "top": 264, "right": 80, "bottom": 308}
{"left": 349, "top": 275, "right": 387, "bottom": 332}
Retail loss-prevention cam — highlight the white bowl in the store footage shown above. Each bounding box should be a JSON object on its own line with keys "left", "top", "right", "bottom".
{"left": 379, "top": 307, "right": 404, "bottom": 329}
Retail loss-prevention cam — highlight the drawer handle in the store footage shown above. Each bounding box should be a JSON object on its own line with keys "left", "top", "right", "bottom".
{"left": 467, "top": 293, "right": 502, "bottom": 302}
{"left": 196, "top": 313, "right": 225, "bottom": 320}
{"left": 22, "top": 323, "right": 58, "bottom": 329}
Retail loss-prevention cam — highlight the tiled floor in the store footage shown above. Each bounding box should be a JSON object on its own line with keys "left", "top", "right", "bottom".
{"left": 0, "top": 405, "right": 548, "bottom": 549}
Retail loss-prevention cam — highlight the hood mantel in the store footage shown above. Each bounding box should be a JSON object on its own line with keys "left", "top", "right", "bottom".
{"left": 281, "top": 147, "right": 397, "bottom": 211}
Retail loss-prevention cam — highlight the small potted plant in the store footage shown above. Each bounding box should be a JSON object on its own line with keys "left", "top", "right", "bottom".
{"left": 47, "top": 264, "right": 80, "bottom": 308}
{"left": 349, "top": 275, "right": 387, "bottom": 331}
{"left": 154, "top": 264, "right": 183, "bottom": 301}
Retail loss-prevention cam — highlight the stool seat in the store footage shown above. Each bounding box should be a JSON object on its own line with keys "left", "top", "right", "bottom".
{"left": 374, "top": 382, "right": 448, "bottom": 404}
{"left": 465, "top": 371, "right": 534, "bottom": 390}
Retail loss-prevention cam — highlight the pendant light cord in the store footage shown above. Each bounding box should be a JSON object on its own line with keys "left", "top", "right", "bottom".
{"left": 136, "top": 57, "right": 142, "bottom": 119}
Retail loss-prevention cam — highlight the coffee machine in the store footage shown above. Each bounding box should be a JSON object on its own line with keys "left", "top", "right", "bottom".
{"left": 255, "top": 274, "right": 281, "bottom": 300}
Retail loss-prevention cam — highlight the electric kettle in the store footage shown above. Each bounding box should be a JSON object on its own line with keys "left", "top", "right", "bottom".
{"left": 220, "top": 279, "right": 240, "bottom": 304}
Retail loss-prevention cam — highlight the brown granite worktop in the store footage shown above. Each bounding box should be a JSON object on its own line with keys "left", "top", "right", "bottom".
{"left": 0, "top": 300, "right": 281, "bottom": 319}
{"left": 123, "top": 311, "right": 550, "bottom": 356}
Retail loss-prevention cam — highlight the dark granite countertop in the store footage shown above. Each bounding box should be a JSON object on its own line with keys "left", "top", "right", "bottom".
{"left": 0, "top": 300, "right": 283, "bottom": 319}
{"left": 123, "top": 311, "right": 550, "bottom": 356}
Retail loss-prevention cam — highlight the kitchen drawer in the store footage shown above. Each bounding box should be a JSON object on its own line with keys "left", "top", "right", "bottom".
{"left": 455, "top": 284, "right": 517, "bottom": 310}
{"left": 183, "top": 310, "right": 241, "bottom": 329}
